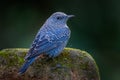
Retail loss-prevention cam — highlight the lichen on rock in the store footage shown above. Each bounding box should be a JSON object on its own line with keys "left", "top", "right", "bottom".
{"left": 0, "top": 48, "right": 100, "bottom": 80}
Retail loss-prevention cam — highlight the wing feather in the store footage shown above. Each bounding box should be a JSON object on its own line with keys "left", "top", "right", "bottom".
{"left": 25, "top": 27, "right": 70, "bottom": 60}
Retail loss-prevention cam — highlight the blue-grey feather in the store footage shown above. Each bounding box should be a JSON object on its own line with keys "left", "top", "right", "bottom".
{"left": 19, "top": 12, "right": 72, "bottom": 74}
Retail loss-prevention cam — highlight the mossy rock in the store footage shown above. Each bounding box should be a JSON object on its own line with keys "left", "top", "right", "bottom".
{"left": 0, "top": 48, "right": 100, "bottom": 80}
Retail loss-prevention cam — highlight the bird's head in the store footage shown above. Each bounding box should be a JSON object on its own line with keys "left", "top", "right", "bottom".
{"left": 46, "top": 12, "right": 74, "bottom": 25}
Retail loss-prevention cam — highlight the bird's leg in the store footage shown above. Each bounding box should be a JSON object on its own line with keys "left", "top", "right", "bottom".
{"left": 36, "top": 54, "right": 45, "bottom": 59}
{"left": 36, "top": 54, "right": 54, "bottom": 62}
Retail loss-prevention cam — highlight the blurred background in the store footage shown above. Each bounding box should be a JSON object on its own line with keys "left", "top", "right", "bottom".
{"left": 0, "top": 0, "right": 120, "bottom": 80}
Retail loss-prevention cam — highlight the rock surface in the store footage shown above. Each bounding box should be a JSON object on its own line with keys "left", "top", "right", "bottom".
{"left": 0, "top": 48, "right": 100, "bottom": 80}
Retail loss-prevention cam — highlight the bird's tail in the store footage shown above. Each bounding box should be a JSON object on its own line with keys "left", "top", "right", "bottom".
{"left": 18, "top": 58, "right": 35, "bottom": 74}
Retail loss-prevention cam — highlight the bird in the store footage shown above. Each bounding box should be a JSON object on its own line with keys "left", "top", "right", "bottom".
{"left": 18, "top": 12, "right": 74, "bottom": 74}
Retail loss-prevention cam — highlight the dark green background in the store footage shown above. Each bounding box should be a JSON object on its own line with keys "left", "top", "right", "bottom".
{"left": 0, "top": 1, "right": 120, "bottom": 80}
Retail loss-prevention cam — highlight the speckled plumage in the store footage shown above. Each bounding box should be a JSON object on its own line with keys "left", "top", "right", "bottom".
{"left": 18, "top": 12, "right": 74, "bottom": 74}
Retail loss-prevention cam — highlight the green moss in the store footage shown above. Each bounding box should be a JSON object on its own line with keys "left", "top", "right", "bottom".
{"left": 0, "top": 48, "right": 100, "bottom": 80}
{"left": 0, "top": 48, "right": 28, "bottom": 67}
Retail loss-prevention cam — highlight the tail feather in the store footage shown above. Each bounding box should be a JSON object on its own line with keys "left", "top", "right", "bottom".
{"left": 18, "top": 58, "right": 35, "bottom": 74}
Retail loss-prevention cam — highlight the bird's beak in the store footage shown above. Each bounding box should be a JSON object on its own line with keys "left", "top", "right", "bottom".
{"left": 67, "top": 15, "right": 75, "bottom": 18}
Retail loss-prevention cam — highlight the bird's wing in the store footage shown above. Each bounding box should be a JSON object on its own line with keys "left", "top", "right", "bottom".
{"left": 25, "top": 32, "right": 58, "bottom": 60}
{"left": 25, "top": 27, "right": 70, "bottom": 60}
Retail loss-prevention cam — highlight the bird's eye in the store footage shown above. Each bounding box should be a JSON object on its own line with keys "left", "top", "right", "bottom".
{"left": 56, "top": 16, "right": 63, "bottom": 20}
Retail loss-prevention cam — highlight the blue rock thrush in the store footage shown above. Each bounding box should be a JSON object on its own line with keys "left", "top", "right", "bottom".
{"left": 18, "top": 12, "right": 74, "bottom": 74}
